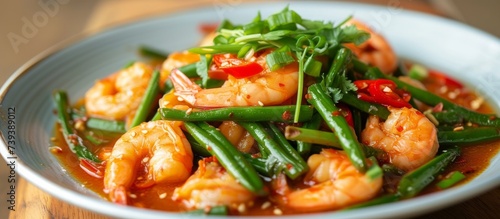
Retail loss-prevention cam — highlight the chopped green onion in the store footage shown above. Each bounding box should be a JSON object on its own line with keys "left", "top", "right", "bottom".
{"left": 266, "top": 49, "right": 295, "bottom": 71}
{"left": 188, "top": 44, "right": 244, "bottom": 54}
{"left": 266, "top": 8, "right": 302, "bottom": 31}
{"left": 408, "top": 64, "right": 428, "bottom": 81}
{"left": 304, "top": 56, "right": 322, "bottom": 77}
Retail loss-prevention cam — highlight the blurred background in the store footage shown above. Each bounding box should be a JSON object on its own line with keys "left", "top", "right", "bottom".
{"left": 1, "top": 0, "right": 499, "bottom": 218}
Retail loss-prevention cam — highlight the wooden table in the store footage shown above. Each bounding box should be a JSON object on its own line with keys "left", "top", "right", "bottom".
{"left": 6, "top": 0, "right": 500, "bottom": 218}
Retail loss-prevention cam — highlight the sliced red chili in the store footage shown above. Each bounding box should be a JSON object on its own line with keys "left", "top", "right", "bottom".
{"left": 79, "top": 159, "right": 104, "bottom": 179}
{"left": 428, "top": 70, "right": 463, "bottom": 88}
{"left": 354, "top": 79, "right": 412, "bottom": 108}
{"left": 337, "top": 103, "right": 354, "bottom": 127}
{"left": 213, "top": 54, "right": 264, "bottom": 79}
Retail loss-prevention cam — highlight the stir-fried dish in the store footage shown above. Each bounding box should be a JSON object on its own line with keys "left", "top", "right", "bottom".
{"left": 51, "top": 7, "right": 500, "bottom": 216}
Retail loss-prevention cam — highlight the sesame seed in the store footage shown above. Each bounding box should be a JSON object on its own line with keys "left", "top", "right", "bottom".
{"left": 141, "top": 129, "right": 148, "bottom": 134}
{"left": 129, "top": 193, "right": 137, "bottom": 199}
{"left": 470, "top": 97, "right": 484, "bottom": 110}
{"left": 159, "top": 193, "right": 167, "bottom": 199}
{"left": 237, "top": 203, "right": 246, "bottom": 213}
{"left": 258, "top": 101, "right": 264, "bottom": 106}
{"left": 74, "top": 120, "right": 85, "bottom": 131}
{"left": 261, "top": 201, "right": 271, "bottom": 209}
{"left": 131, "top": 132, "right": 136, "bottom": 137}
{"left": 49, "top": 146, "right": 63, "bottom": 153}
{"left": 439, "top": 86, "right": 448, "bottom": 94}
{"left": 273, "top": 208, "right": 283, "bottom": 215}
{"left": 142, "top": 157, "right": 149, "bottom": 163}
{"left": 448, "top": 91, "right": 458, "bottom": 99}
{"left": 453, "top": 126, "right": 464, "bottom": 131}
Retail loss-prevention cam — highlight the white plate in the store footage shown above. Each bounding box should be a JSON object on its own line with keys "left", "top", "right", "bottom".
{"left": 1, "top": 1, "right": 499, "bottom": 218}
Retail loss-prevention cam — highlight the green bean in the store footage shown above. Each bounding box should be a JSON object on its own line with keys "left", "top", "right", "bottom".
{"left": 52, "top": 90, "right": 100, "bottom": 162}
{"left": 285, "top": 126, "right": 342, "bottom": 148}
{"left": 341, "top": 92, "right": 390, "bottom": 120}
{"left": 438, "top": 127, "right": 500, "bottom": 147}
{"left": 307, "top": 84, "right": 367, "bottom": 172}
{"left": 397, "top": 147, "right": 460, "bottom": 198}
{"left": 194, "top": 78, "right": 225, "bottom": 89}
{"left": 160, "top": 105, "right": 314, "bottom": 123}
{"left": 129, "top": 70, "right": 160, "bottom": 128}
{"left": 183, "top": 122, "right": 267, "bottom": 196}
{"left": 186, "top": 205, "right": 228, "bottom": 215}
{"left": 184, "top": 132, "right": 212, "bottom": 157}
{"left": 185, "top": 131, "right": 270, "bottom": 176}
{"left": 197, "top": 122, "right": 270, "bottom": 179}
{"left": 432, "top": 110, "right": 496, "bottom": 126}
{"left": 71, "top": 113, "right": 126, "bottom": 133}
{"left": 238, "top": 122, "right": 308, "bottom": 179}
{"left": 351, "top": 108, "right": 363, "bottom": 138}
{"left": 177, "top": 63, "right": 198, "bottom": 78}
{"left": 382, "top": 164, "right": 405, "bottom": 176}
{"left": 138, "top": 45, "right": 168, "bottom": 60}
{"left": 295, "top": 113, "right": 322, "bottom": 157}
{"left": 436, "top": 171, "right": 466, "bottom": 189}
{"left": 241, "top": 153, "right": 271, "bottom": 177}
{"left": 284, "top": 126, "right": 387, "bottom": 159}
{"left": 150, "top": 111, "right": 162, "bottom": 121}
{"left": 266, "top": 123, "right": 308, "bottom": 173}
{"left": 360, "top": 64, "right": 500, "bottom": 128}
{"left": 324, "top": 48, "right": 351, "bottom": 93}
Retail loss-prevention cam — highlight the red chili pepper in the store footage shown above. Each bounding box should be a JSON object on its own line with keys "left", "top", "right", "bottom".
{"left": 198, "top": 23, "right": 219, "bottom": 34}
{"left": 337, "top": 103, "right": 354, "bottom": 127}
{"left": 354, "top": 79, "right": 412, "bottom": 108}
{"left": 428, "top": 70, "right": 463, "bottom": 88}
{"left": 213, "top": 54, "right": 264, "bottom": 79}
{"left": 79, "top": 159, "right": 104, "bottom": 179}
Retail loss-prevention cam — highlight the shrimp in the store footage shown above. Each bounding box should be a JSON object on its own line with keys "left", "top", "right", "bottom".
{"left": 85, "top": 62, "right": 153, "bottom": 121}
{"left": 172, "top": 158, "right": 256, "bottom": 211}
{"left": 219, "top": 121, "right": 256, "bottom": 153}
{"left": 344, "top": 19, "right": 398, "bottom": 74}
{"left": 161, "top": 51, "right": 201, "bottom": 87}
{"left": 275, "top": 149, "right": 382, "bottom": 212}
{"left": 361, "top": 107, "right": 439, "bottom": 172}
{"left": 170, "top": 50, "right": 298, "bottom": 107}
{"left": 159, "top": 32, "right": 216, "bottom": 86}
{"left": 103, "top": 120, "right": 193, "bottom": 205}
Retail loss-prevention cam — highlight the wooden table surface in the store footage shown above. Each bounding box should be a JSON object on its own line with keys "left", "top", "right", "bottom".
{"left": 5, "top": 0, "right": 500, "bottom": 218}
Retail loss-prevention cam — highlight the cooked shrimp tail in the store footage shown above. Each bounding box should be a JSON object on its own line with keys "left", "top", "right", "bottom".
{"left": 275, "top": 149, "right": 382, "bottom": 212}
{"left": 361, "top": 107, "right": 439, "bottom": 171}
{"left": 103, "top": 120, "right": 193, "bottom": 204}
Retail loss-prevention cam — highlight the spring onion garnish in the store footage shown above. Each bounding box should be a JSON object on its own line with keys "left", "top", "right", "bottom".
{"left": 188, "top": 6, "right": 369, "bottom": 122}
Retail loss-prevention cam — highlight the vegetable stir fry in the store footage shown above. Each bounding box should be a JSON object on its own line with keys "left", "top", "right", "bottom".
{"left": 51, "top": 7, "right": 500, "bottom": 215}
